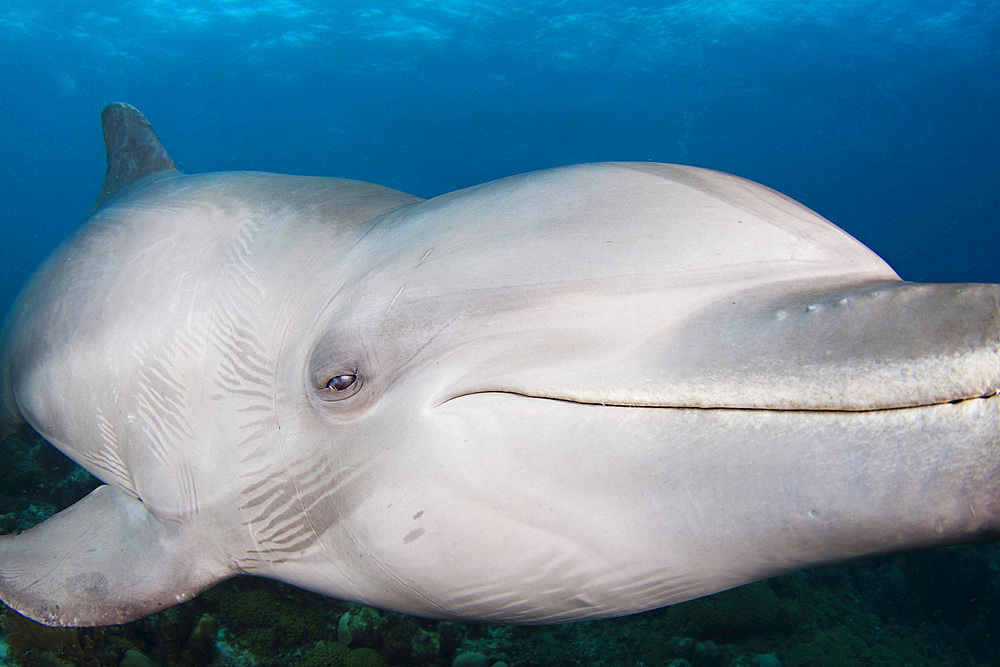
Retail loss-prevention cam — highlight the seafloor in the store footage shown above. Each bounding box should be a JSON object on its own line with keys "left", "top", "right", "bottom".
{"left": 1, "top": 426, "right": 998, "bottom": 667}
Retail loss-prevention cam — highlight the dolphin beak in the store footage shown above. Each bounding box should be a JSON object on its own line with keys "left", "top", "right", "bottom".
{"left": 430, "top": 280, "right": 1000, "bottom": 414}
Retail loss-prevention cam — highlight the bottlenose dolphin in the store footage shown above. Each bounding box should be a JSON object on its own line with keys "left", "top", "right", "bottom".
{"left": 1, "top": 104, "right": 999, "bottom": 627}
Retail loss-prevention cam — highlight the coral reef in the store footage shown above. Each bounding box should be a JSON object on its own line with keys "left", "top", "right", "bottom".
{"left": 294, "top": 640, "right": 391, "bottom": 667}
{"left": 1, "top": 611, "right": 107, "bottom": 666}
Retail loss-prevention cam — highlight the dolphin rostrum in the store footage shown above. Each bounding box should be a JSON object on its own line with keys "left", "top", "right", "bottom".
{"left": 1, "top": 103, "right": 999, "bottom": 627}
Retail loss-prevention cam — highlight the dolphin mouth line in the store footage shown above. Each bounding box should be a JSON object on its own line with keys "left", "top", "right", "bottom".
{"left": 439, "top": 390, "right": 1000, "bottom": 413}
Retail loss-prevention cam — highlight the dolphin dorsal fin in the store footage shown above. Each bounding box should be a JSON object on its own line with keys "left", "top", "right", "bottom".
{"left": 92, "top": 103, "right": 179, "bottom": 212}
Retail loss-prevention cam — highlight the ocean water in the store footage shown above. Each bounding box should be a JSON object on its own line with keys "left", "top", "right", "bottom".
{"left": 2, "top": 1, "right": 999, "bottom": 315}
{"left": 0, "top": 1, "right": 999, "bottom": 665}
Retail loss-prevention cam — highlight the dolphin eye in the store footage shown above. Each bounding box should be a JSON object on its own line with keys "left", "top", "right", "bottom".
{"left": 317, "top": 372, "right": 362, "bottom": 401}
{"left": 327, "top": 375, "right": 356, "bottom": 392}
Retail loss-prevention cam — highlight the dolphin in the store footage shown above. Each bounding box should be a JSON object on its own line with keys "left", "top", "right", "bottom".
{"left": 1, "top": 103, "right": 999, "bottom": 628}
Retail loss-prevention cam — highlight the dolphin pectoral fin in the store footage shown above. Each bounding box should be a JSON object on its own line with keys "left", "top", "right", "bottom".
{"left": 0, "top": 485, "right": 230, "bottom": 627}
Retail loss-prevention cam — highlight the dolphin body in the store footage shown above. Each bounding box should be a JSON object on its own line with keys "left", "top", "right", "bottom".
{"left": 1, "top": 104, "right": 999, "bottom": 628}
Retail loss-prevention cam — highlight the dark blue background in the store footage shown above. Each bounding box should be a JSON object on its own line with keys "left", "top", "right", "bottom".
{"left": 1, "top": 1, "right": 998, "bottom": 317}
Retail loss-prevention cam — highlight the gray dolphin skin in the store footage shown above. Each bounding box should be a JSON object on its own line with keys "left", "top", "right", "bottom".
{"left": 2, "top": 104, "right": 1000, "bottom": 628}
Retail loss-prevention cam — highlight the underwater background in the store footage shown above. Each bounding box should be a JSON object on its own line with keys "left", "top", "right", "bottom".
{"left": 1, "top": 1, "right": 999, "bottom": 665}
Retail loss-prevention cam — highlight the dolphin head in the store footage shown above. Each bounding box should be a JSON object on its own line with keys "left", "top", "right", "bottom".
{"left": 2, "top": 104, "right": 1000, "bottom": 626}
{"left": 272, "top": 162, "right": 1000, "bottom": 622}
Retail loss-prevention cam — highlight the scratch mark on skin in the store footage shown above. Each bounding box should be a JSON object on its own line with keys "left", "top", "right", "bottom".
{"left": 386, "top": 286, "right": 405, "bottom": 315}
{"left": 418, "top": 247, "right": 434, "bottom": 265}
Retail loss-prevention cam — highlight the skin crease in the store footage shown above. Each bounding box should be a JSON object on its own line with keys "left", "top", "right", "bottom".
{"left": 0, "top": 104, "right": 999, "bottom": 627}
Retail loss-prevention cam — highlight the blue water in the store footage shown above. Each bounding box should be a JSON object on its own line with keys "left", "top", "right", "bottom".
{"left": 1, "top": 1, "right": 999, "bottom": 664}
{"left": 1, "top": 1, "right": 999, "bottom": 318}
